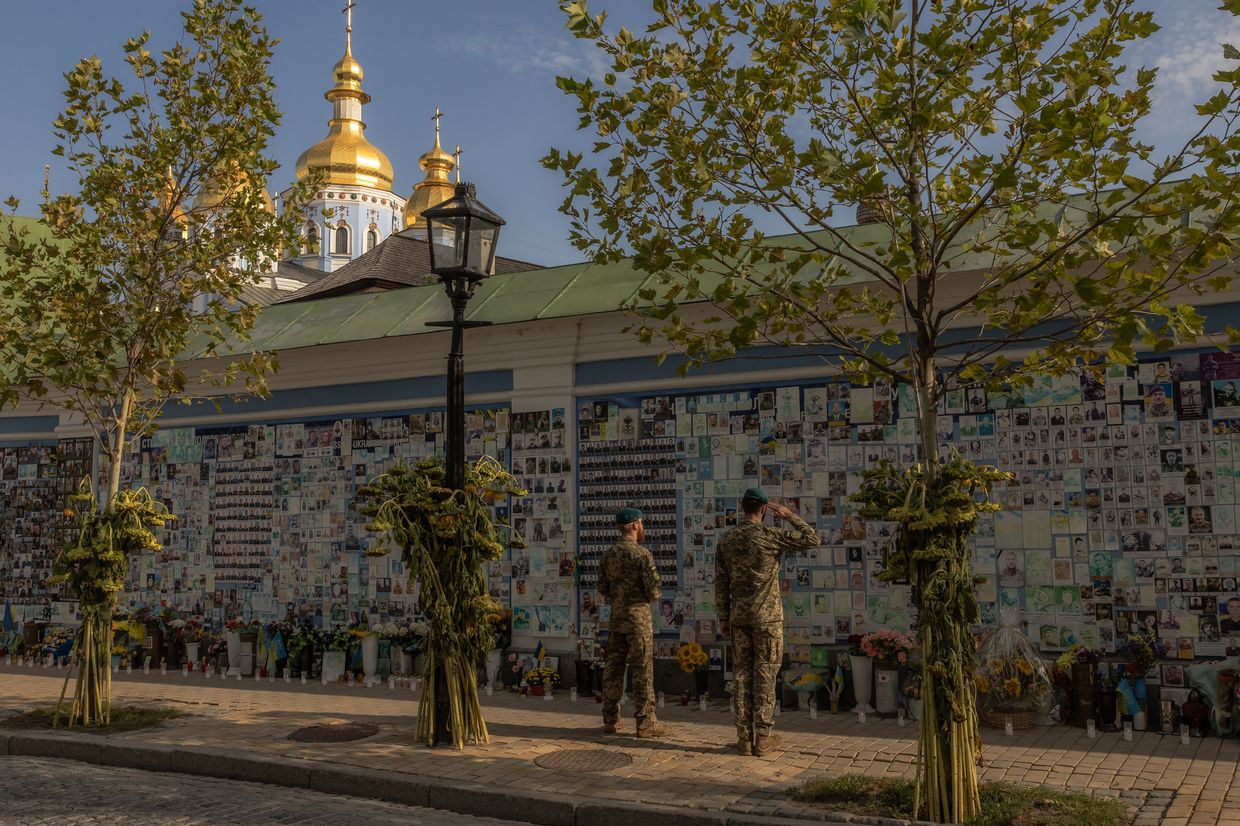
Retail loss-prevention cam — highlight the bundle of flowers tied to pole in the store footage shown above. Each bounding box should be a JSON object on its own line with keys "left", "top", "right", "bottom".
{"left": 359, "top": 456, "right": 525, "bottom": 748}
{"left": 51, "top": 482, "right": 174, "bottom": 727}
{"left": 852, "top": 456, "right": 1011, "bottom": 823}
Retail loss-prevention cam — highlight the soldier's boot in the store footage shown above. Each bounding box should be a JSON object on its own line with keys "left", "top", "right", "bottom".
{"left": 736, "top": 737, "right": 753, "bottom": 756}
{"left": 753, "top": 734, "right": 783, "bottom": 756}
{"left": 602, "top": 720, "right": 623, "bottom": 734}
{"left": 635, "top": 721, "right": 673, "bottom": 738}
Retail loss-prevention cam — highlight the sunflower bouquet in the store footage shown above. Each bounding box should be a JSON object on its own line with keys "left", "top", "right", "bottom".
{"left": 524, "top": 666, "right": 561, "bottom": 687}
{"left": 676, "top": 642, "right": 708, "bottom": 673}
{"left": 974, "top": 625, "right": 1052, "bottom": 718}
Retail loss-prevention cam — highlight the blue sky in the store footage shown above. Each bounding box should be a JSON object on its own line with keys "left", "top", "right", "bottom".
{"left": 0, "top": 1, "right": 1235, "bottom": 266}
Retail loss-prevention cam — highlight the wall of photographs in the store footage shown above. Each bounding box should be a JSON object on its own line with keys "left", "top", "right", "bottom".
{"left": 507, "top": 408, "right": 576, "bottom": 644}
{"left": 80, "top": 409, "right": 511, "bottom": 629}
{"left": 0, "top": 438, "right": 93, "bottom": 622}
{"left": 577, "top": 352, "right": 1240, "bottom": 676}
{"left": 4, "top": 350, "right": 1240, "bottom": 679}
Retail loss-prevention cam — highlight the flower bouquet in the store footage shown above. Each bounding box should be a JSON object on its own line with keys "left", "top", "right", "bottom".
{"left": 1052, "top": 643, "right": 1105, "bottom": 727}
{"left": 224, "top": 617, "right": 260, "bottom": 634}
{"left": 1117, "top": 632, "right": 1168, "bottom": 725}
{"left": 975, "top": 625, "right": 1052, "bottom": 729}
{"left": 860, "top": 629, "right": 916, "bottom": 665}
{"left": 676, "top": 642, "right": 708, "bottom": 673}
{"left": 1120, "top": 631, "right": 1167, "bottom": 680}
{"left": 524, "top": 665, "right": 561, "bottom": 695}
{"left": 42, "top": 628, "right": 75, "bottom": 663}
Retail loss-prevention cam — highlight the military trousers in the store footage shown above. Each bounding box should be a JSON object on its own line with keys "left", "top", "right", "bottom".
{"left": 600, "top": 628, "right": 656, "bottom": 728}
{"left": 731, "top": 623, "right": 783, "bottom": 743}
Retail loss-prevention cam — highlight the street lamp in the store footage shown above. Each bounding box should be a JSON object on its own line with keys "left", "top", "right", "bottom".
{"left": 422, "top": 181, "right": 504, "bottom": 747}
{"left": 423, "top": 181, "right": 505, "bottom": 491}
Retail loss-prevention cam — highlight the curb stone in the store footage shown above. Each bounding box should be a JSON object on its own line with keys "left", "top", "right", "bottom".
{"left": 428, "top": 781, "right": 577, "bottom": 826}
{"left": 310, "top": 764, "right": 431, "bottom": 807}
{"left": 99, "top": 740, "right": 177, "bottom": 773}
{"left": 9, "top": 731, "right": 103, "bottom": 765}
{"left": 7, "top": 731, "right": 855, "bottom": 826}
{"left": 576, "top": 801, "right": 728, "bottom": 826}
{"left": 169, "top": 746, "right": 312, "bottom": 789}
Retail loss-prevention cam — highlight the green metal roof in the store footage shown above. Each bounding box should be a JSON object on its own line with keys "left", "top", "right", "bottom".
{"left": 15, "top": 182, "right": 1194, "bottom": 360}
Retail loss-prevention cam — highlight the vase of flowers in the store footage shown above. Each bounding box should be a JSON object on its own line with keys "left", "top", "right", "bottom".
{"left": 1054, "top": 644, "right": 1105, "bottom": 728}
{"left": 847, "top": 635, "right": 875, "bottom": 713}
{"left": 860, "top": 630, "right": 915, "bottom": 714}
{"left": 285, "top": 623, "right": 318, "bottom": 678}
{"left": 677, "top": 642, "right": 709, "bottom": 697}
{"left": 1120, "top": 632, "right": 1167, "bottom": 730}
{"left": 181, "top": 619, "right": 203, "bottom": 665}
{"left": 224, "top": 618, "right": 253, "bottom": 671}
{"left": 525, "top": 665, "right": 561, "bottom": 697}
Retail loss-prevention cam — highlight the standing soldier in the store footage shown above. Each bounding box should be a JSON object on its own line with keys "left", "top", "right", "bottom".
{"left": 598, "top": 507, "right": 671, "bottom": 738}
{"left": 716, "top": 488, "right": 820, "bottom": 755}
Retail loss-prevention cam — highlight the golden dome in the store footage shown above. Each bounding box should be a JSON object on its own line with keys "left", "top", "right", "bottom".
{"left": 293, "top": 39, "right": 394, "bottom": 191}
{"left": 331, "top": 49, "right": 365, "bottom": 95}
{"left": 402, "top": 127, "right": 457, "bottom": 230}
{"left": 191, "top": 167, "right": 275, "bottom": 213}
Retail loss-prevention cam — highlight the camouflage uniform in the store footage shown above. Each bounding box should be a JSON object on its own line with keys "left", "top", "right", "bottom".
{"left": 716, "top": 513, "right": 819, "bottom": 745}
{"left": 598, "top": 538, "right": 661, "bottom": 730}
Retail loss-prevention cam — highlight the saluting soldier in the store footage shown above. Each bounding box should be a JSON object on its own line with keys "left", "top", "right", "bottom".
{"left": 598, "top": 507, "right": 671, "bottom": 738}
{"left": 716, "top": 488, "right": 820, "bottom": 755}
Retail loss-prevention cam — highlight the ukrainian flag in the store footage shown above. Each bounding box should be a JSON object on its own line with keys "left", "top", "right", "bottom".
{"left": 534, "top": 641, "right": 546, "bottom": 662}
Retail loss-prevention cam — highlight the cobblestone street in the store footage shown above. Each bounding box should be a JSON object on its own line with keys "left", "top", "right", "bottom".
{"left": 3, "top": 667, "right": 1240, "bottom": 824}
{"left": 0, "top": 754, "right": 528, "bottom": 823}
{"left": 0, "top": 756, "right": 532, "bottom": 825}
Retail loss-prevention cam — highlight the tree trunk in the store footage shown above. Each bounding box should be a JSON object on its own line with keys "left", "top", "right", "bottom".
{"left": 909, "top": 363, "right": 982, "bottom": 823}
{"left": 106, "top": 389, "right": 133, "bottom": 505}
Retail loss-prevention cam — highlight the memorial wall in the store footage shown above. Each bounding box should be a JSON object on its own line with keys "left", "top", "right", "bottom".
{"left": 3, "top": 350, "right": 1240, "bottom": 683}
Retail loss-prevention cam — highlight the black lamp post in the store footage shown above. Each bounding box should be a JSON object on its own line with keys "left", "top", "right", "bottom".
{"left": 421, "top": 181, "right": 504, "bottom": 746}
{"left": 423, "top": 181, "right": 505, "bottom": 490}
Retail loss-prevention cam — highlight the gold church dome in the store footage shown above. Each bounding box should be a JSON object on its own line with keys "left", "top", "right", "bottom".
{"left": 191, "top": 167, "right": 275, "bottom": 213}
{"left": 403, "top": 114, "right": 457, "bottom": 230}
{"left": 293, "top": 36, "right": 395, "bottom": 191}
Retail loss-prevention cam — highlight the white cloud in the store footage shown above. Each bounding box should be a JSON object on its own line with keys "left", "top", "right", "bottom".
{"left": 445, "top": 26, "right": 610, "bottom": 79}
{"left": 1137, "top": 7, "right": 1240, "bottom": 103}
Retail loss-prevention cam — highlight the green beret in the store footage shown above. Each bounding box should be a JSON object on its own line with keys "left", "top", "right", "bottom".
{"left": 616, "top": 507, "right": 643, "bottom": 525}
{"left": 741, "top": 487, "right": 768, "bottom": 504}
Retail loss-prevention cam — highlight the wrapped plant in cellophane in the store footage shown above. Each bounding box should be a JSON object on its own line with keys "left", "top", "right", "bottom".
{"left": 974, "top": 622, "right": 1053, "bottom": 730}
{"left": 359, "top": 456, "right": 525, "bottom": 748}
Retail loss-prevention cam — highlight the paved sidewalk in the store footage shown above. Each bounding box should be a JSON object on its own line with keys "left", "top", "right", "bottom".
{"left": 1, "top": 665, "right": 1237, "bottom": 825}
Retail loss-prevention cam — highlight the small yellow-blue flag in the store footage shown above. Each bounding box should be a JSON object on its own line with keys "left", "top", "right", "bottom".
{"left": 534, "top": 641, "right": 546, "bottom": 662}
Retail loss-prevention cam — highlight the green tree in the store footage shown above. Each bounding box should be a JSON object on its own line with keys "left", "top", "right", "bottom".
{"left": 546, "top": 0, "right": 1240, "bottom": 820}
{"left": 0, "top": 0, "right": 317, "bottom": 727}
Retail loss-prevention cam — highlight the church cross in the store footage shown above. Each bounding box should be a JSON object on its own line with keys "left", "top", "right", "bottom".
{"left": 432, "top": 106, "right": 443, "bottom": 142}
{"left": 342, "top": 0, "right": 357, "bottom": 45}
{"left": 453, "top": 145, "right": 463, "bottom": 183}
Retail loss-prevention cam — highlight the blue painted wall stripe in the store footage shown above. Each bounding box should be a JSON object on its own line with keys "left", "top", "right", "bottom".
{"left": 578, "top": 300, "right": 1240, "bottom": 386}
{"left": 160, "top": 369, "right": 513, "bottom": 421}
{"left": 0, "top": 415, "right": 59, "bottom": 435}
